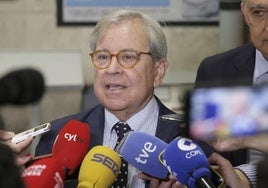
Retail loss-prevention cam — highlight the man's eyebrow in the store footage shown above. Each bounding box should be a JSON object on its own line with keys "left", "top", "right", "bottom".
{"left": 248, "top": 3, "right": 266, "bottom": 11}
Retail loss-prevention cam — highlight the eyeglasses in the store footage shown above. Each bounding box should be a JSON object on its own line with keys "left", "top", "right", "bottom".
{"left": 89, "top": 49, "right": 151, "bottom": 69}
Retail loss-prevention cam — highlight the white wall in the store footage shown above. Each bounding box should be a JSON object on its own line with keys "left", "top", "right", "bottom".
{"left": 0, "top": 0, "right": 221, "bottom": 86}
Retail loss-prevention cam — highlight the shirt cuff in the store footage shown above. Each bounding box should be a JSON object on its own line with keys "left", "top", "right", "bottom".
{"left": 235, "top": 164, "right": 257, "bottom": 188}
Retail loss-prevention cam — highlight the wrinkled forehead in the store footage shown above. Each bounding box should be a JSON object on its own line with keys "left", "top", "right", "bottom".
{"left": 97, "top": 19, "right": 149, "bottom": 47}
{"left": 245, "top": 0, "right": 268, "bottom": 9}
{"left": 103, "top": 18, "right": 147, "bottom": 37}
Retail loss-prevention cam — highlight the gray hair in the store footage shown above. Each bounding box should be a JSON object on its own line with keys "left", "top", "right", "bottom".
{"left": 89, "top": 9, "right": 167, "bottom": 63}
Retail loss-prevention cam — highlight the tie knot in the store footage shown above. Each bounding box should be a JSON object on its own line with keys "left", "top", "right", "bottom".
{"left": 112, "top": 121, "right": 132, "bottom": 141}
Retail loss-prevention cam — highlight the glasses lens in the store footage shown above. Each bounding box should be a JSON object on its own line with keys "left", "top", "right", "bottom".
{"left": 93, "top": 51, "right": 110, "bottom": 68}
{"left": 118, "top": 50, "right": 138, "bottom": 68}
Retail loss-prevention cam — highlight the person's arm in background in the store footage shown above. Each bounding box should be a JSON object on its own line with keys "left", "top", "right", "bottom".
{"left": 211, "top": 134, "right": 268, "bottom": 154}
{"left": 0, "top": 130, "right": 33, "bottom": 166}
{"left": 208, "top": 152, "right": 253, "bottom": 188}
{"left": 138, "top": 152, "right": 255, "bottom": 188}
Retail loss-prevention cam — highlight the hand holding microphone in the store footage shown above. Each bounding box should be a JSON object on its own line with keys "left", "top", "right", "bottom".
{"left": 162, "top": 137, "right": 222, "bottom": 188}
{"left": 77, "top": 145, "right": 121, "bottom": 188}
{"left": 208, "top": 152, "right": 251, "bottom": 188}
{"left": 116, "top": 131, "right": 186, "bottom": 187}
{"left": 0, "top": 130, "right": 34, "bottom": 166}
{"left": 22, "top": 119, "right": 90, "bottom": 188}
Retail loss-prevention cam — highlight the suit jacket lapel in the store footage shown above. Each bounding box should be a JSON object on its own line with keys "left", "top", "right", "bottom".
{"left": 233, "top": 42, "right": 256, "bottom": 85}
{"left": 84, "top": 105, "right": 105, "bottom": 150}
{"left": 154, "top": 96, "right": 183, "bottom": 143}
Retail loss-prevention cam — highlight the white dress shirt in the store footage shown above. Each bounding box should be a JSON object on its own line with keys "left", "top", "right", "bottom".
{"left": 103, "top": 96, "right": 159, "bottom": 188}
{"left": 250, "top": 49, "right": 267, "bottom": 164}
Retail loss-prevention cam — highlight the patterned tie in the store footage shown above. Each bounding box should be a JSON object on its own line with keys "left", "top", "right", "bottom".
{"left": 111, "top": 121, "right": 132, "bottom": 188}
{"left": 256, "top": 71, "right": 268, "bottom": 85}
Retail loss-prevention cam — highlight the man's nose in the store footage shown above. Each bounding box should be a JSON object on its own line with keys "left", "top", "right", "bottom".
{"left": 105, "top": 55, "right": 122, "bottom": 72}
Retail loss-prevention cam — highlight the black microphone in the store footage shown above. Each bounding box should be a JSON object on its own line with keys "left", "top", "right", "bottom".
{"left": 0, "top": 68, "right": 45, "bottom": 105}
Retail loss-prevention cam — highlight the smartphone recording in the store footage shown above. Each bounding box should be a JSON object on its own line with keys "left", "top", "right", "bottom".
{"left": 188, "top": 85, "right": 268, "bottom": 140}
{"left": 11, "top": 123, "right": 51, "bottom": 144}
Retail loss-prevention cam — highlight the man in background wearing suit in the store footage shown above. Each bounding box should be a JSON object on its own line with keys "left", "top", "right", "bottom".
{"left": 196, "top": 0, "right": 268, "bottom": 88}
{"left": 195, "top": 0, "right": 268, "bottom": 187}
{"left": 195, "top": 0, "right": 267, "bottom": 163}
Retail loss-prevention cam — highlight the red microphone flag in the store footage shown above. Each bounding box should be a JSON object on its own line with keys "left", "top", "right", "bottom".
{"left": 22, "top": 157, "right": 65, "bottom": 188}
{"left": 52, "top": 119, "right": 90, "bottom": 175}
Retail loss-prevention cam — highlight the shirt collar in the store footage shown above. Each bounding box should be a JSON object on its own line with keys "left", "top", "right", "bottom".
{"left": 104, "top": 96, "right": 158, "bottom": 132}
{"left": 255, "top": 49, "right": 268, "bottom": 79}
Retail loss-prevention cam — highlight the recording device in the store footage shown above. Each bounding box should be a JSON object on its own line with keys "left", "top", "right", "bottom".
{"left": 115, "top": 131, "right": 169, "bottom": 179}
{"left": 161, "top": 137, "right": 224, "bottom": 188}
{"left": 0, "top": 68, "right": 45, "bottom": 105}
{"left": 187, "top": 85, "right": 268, "bottom": 140}
{"left": 52, "top": 119, "right": 90, "bottom": 175}
{"left": 11, "top": 123, "right": 51, "bottom": 144}
{"left": 78, "top": 145, "right": 121, "bottom": 188}
{"left": 22, "top": 157, "right": 65, "bottom": 188}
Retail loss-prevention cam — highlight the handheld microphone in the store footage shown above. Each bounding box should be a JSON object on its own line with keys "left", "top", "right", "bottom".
{"left": 0, "top": 68, "right": 45, "bottom": 105}
{"left": 77, "top": 145, "right": 121, "bottom": 188}
{"left": 22, "top": 157, "right": 65, "bottom": 188}
{"left": 52, "top": 119, "right": 90, "bottom": 175}
{"left": 115, "top": 131, "right": 169, "bottom": 179}
{"left": 161, "top": 137, "right": 216, "bottom": 188}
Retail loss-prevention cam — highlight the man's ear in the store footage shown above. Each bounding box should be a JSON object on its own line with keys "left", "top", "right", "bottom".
{"left": 153, "top": 59, "right": 169, "bottom": 88}
{"left": 241, "top": 2, "right": 250, "bottom": 26}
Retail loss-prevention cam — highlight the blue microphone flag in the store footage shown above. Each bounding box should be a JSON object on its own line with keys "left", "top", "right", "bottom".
{"left": 162, "top": 137, "right": 211, "bottom": 188}
{"left": 116, "top": 131, "right": 169, "bottom": 179}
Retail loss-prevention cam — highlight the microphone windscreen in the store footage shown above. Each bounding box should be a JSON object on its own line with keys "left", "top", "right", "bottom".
{"left": 77, "top": 145, "right": 121, "bottom": 188}
{"left": 22, "top": 157, "right": 65, "bottom": 188}
{"left": 52, "top": 119, "right": 90, "bottom": 175}
{"left": 116, "top": 131, "right": 169, "bottom": 179}
{"left": 161, "top": 137, "right": 211, "bottom": 187}
{"left": 0, "top": 68, "right": 45, "bottom": 105}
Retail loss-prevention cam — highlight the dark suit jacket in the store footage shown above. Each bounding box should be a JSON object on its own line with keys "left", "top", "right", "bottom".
{"left": 35, "top": 96, "right": 214, "bottom": 187}
{"left": 196, "top": 42, "right": 255, "bottom": 87}
{"left": 194, "top": 42, "right": 256, "bottom": 166}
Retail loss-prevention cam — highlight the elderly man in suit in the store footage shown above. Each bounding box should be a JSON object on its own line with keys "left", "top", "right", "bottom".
{"left": 35, "top": 9, "right": 206, "bottom": 188}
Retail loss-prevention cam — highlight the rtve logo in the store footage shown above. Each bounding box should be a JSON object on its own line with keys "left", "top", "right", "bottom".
{"left": 177, "top": 137, "right": 197, "bottom": 151}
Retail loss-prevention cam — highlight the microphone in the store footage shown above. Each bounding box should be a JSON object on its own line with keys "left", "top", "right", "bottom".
{"left": 115, "top": 131, "right": 169, "bottom": 179}
{"left": 0, "top": 68, "right": 45, "bottom": 105}
{"left": 22, "top": 157, "right": 65, "bottom": 188}
{"left": 77, "top": 145, "right": 121, "bottom": 188}
{"left": 161, "top": 137, "right": 216, "bottom": 188}
{"left": 52, "top": 119, "right": 90, "bottom": 175}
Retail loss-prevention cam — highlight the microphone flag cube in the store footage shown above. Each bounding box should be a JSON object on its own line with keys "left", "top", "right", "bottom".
{"left": 116, "top": 131, "right": 169, "bottom": 179}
